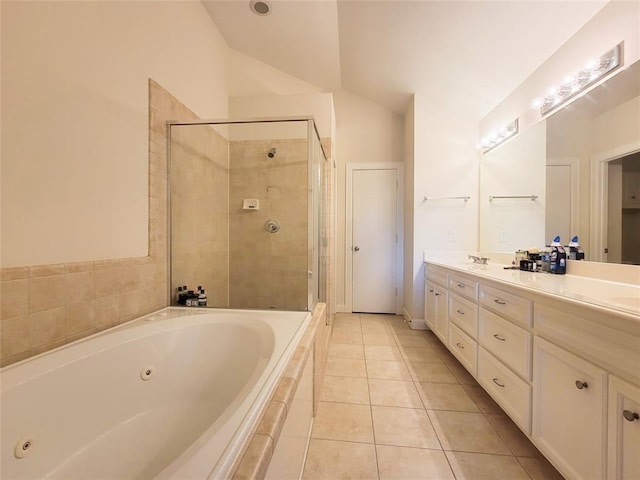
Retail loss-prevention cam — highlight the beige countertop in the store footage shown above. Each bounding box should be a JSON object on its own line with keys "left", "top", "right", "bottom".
{"left": 424, "top": 257, "right": 640, "bottom": 319}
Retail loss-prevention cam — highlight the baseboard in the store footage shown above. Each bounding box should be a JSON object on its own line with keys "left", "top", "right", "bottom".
{"left": 402, "top": 307, "right": 427, "bottom": 330}
{"left": 336, "top": 304, "right": 348, "bottom": 313}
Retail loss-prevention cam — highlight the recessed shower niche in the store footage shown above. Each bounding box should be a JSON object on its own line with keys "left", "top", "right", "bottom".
{"left": 168, "top": 118, "right": 328, "bottom": 311}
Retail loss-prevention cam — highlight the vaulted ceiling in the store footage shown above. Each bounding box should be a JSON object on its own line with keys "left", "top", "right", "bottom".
{"left": 203, "top": 0, "right": 608, "bottom": 117}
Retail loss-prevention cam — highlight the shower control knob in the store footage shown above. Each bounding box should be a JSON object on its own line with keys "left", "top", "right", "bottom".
{"left": 354, "top": 246, "right": 360, "bottom": 251}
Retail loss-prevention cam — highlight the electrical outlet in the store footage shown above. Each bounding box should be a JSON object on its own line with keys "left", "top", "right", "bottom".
{"left": 499, "top": 230, "right": 507, "bottom": 242}
{"left": 448, "top": 231, "right": 456, "bottom": 242}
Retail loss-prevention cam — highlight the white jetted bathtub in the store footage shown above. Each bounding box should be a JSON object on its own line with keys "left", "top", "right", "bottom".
{"left": 1, "top": 308, "right": 310, "bottom": 480}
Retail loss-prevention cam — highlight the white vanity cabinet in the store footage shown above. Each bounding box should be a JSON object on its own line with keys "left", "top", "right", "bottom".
{"left": 533, "top": 336, "right": 608, "bottom": 480}
{"left": 608, "top": 375, "right": 640, "bottom": 480}
{"left": 423, "top": 260, "right": 640, "bottom": 480}
{"left": 424, "top": 267, "right": 449, "bottom": 343}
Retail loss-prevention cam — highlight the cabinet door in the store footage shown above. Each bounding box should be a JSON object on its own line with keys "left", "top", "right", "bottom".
{"left": 533, "top": 337, "right": 607, "bottom": 480}
{"left": 425, "top": 281, "right": 437, "bottom": 331}
{"left": 435, "top": 288, "right": 448, "bottom": 343}
{"left": 608, "top": 376, "right": 640, "bottom": 480}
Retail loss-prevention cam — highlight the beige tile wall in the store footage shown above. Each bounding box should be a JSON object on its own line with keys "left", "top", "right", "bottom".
{"left": 229, "top": 139, "right": 309, "bottom": 311}
{"left": 0, "top": 79, "right": 194, "bottom": 367}
{"left": 170, "top": 125, "right": 229, "bottom": 306}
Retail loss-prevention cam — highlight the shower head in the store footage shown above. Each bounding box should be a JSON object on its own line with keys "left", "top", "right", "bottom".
{"left": 267, "top": 148, "right": 277, "bottom": 159}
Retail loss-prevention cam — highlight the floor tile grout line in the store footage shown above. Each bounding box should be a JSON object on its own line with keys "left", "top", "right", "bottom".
{"left": 360, "top": 316, "right": 382, "bottom": 480}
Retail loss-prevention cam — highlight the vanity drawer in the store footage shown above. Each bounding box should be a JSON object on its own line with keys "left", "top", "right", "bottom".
{"left": 448, "top": 323, "right": 478, "bottom": 377}
{"left": 479, "top": 308, "right": 532, "bottom": 380}
{"left": 479, "top": 284, "right": 532, "bottom": 328}
{"left": 449, "top": 274, "right": 479, "bottom": 301}
{"left": 478, "top": 347, "right": 532, "bottom": 434}
{"left": 427, "top": 269, "right": 448, "bottom": 289}
{"left": 449, "top": 294, "right": 478, "bottom": 339}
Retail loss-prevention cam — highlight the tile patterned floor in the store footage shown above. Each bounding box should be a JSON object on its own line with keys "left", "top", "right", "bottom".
{"left": 302, "top": 313, "right": 565, "bottom": 480}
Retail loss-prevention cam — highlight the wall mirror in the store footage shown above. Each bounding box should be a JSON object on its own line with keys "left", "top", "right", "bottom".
{"left": 480, "top": 59, "right": 640, "bottom": 264}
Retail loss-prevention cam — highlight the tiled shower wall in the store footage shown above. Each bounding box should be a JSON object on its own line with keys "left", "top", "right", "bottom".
{"left": 228, "top": 139, "right": 309, "bottom": 310}
{"left": 0, "top": 79, "right": 194, "bottom": 366}
{"left": 170, "top": 126, "right": 229, "bottom": 306}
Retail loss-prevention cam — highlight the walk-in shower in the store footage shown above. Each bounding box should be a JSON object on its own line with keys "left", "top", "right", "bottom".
{"left": 167, "top": 117, "right": 328, "bottom": 312}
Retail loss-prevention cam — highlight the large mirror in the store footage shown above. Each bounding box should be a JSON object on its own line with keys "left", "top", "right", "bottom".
{"left": 480, "top": 59, "right": 640, "bottom": 264}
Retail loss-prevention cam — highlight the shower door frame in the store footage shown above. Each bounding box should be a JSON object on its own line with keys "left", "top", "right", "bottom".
{"left": 166, "top": 116, "right": 327, "bottom": 312}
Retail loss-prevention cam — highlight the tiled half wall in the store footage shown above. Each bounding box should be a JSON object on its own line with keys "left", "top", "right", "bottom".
{"left": 0, "top": 79, "right": 189, "bottom": 366}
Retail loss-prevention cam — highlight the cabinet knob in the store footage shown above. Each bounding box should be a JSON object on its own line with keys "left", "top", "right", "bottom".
{"left": 492, "top": 377, "right": 505, "bottom": 388}
{"left": 435, "top": 292, "right": 440, "bottom": 297}
{"left": 429, "top": 289, "right": 434, "bottom": 293}
{"left": 575, "top": 380, "right": 589, "bottom": 390}
{"left": 456, "top": 342, "right": 464, "bottom": 349}
{"left": 456, "top": 309, "right": 465, "bottom": 315}
{"left": 457, "top": 283, "right": 465, "bottom": 288}
{"left": 493, "top": 333, "right": 506, "bottom": 341}
{"left": 623, "top": 410, "right": 640, "bottom": 422}
{"left": 494, "top": 299, "right": 507, "bottom": 305}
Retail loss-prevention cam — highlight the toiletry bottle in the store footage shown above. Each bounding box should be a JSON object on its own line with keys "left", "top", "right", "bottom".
{"left": 198, "top": 289, "right": 207, "bottom": 307}
{"left": 568, "top": 236, "right": 584, "bottom": 260}
{"left": 556, "top": 245, "right": 567, "bottom": 274}
{"left": 541, "top": 247, "right": 551, "bottom": 272}
{"left": 176, "top": 286, "right": 183, "bottom": 305}
{"left": 549, "top": 236, "right": 561, "bottom": 274}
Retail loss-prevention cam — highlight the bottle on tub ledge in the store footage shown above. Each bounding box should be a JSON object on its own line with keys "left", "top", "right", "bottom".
{"left": 198, "top": 286, "right": 208, "bottom": 307}
{"left": 567, "top": 236, "right": 585, "bottom": 260}
{"left": 549, "top": 236, "right": 567, "bottom": 275}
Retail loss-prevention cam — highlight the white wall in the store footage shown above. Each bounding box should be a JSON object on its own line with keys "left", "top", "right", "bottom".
{"left": 408, "top": 96, "right": 480, "bottom": 319}
{"left": 228, "top": 93, "right": 335, "bottom": 140}
{"left": 332, "top": 90, "right": 404, "bottom": 311}
{"left": 1, "top": 1, "right": 229, "bottom": 267}
{"left": 481, "top": 0, "right": 640, "bottom": 137}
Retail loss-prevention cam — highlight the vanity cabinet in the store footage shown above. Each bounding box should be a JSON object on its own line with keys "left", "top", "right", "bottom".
{"left": 532, "top": 336, "right": 607, "bottom": 480}
{"left": 424, "top": 260, "right": 640, "bottom": 480}
{"left": 425, "top": 267, "right": 449, "bottom": 344}
{"left": 608, "top": 375, "right": 640, "bottom": 480}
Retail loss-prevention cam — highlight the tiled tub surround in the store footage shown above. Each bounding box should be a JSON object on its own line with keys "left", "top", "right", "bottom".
{"left": 423, "top": 258, "right": 640, "bottom": 480}
{"left": 233, "top": 302, "right": 330, "bottom": 479}
{"left": 0, "top": 79, "right": 188, "bottom": 367}
{"left": 302, "top": 312, "right": 563, "bottom": 480}
{"left": 1, "top": 305, "right": 327, "bottom": 479}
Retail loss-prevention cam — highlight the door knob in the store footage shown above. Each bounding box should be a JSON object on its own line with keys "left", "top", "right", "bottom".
{"left": 354, "top": 246, "right": 360, "bottom": 251}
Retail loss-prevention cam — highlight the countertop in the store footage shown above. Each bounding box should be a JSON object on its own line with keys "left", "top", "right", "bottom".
{"left": 424, "top": 257, "right": 640, "bottom": 319}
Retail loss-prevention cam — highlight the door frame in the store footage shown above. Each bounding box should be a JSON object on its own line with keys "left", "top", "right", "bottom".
{"left": 346, "top": 162, "right": 404, "bottom": 314}
{"left": 591, "top": 141, "right": 640, "bottom": 262}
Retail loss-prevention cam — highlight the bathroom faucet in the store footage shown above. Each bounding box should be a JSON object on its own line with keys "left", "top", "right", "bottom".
{"left": 468, "top": 255, "right": 489, "bottom": 265}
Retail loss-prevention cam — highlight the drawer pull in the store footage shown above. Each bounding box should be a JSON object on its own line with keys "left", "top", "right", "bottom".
{"left": 435, "top": 293, "right": 440, "bottom": 297}
{"left": 456, "top": 342, "right": 464, "bottom": 349}
{"left": 492, "top": 378, "right": 505, "bottom": 388}
{"left": 456, "top": 309, "right": 465, "bottom": 315}
{"left": 575, "top": 380, "right": 589, "bottom": 390}
{"left": 429, "top": 289, "right": 434, "bottom": 293}
{"left": 493, "top": 333, "right": 506, "bottom": 341}
{"left": 494, "top": 299, "right": 507, "bottom": 305}
{"left": 457, "top": 283, "right": 465, "bottom": 288}
{"left": 623, "top": 410, "right": 639, "bottom": 422}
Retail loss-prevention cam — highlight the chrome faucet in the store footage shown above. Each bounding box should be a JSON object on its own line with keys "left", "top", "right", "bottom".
{"left": 468, "top": 255, "right": 489, "bottom": 265}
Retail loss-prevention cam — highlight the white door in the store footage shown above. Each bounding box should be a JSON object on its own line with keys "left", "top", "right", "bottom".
{"left": 351, "top": 168, "right": 397, "bottom": 313}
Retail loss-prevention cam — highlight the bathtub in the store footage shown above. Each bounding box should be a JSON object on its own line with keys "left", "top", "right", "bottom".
{"left": 1, "top": 307, "right": 310, "bottom": 480}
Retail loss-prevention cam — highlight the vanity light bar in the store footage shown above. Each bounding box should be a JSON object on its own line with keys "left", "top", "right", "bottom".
{"left": 531, "top": 43, "right": 622, "bottom": 116}
{"left": 480, "top": 118, "right": 519, "bottom": 154}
